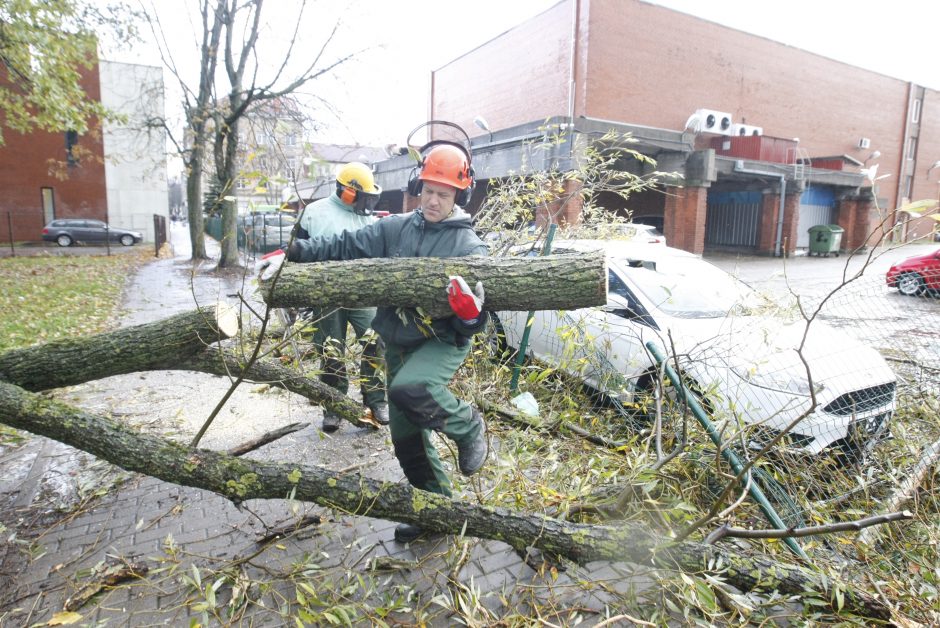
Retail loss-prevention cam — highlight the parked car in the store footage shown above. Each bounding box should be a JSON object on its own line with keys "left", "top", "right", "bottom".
{"left": 885, "top": 247, "right": 940, "bottom": 296}
{"left": 241, "top": 211, "right": 296, "bottom": 253}
{"left": 526, "top": 222, "right": 667, "bottom": 245}
{"left": 615, "top": 223, "right": 666, "bottom": 245}
{"left": 494, "top": 240, "right": 896, "bottom": 457}
{"left": 42, "top": 219, "right": 143, "bottom": 247}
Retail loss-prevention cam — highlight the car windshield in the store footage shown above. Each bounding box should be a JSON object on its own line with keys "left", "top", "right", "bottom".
{"left": 615, "top": 254, "right": 754, "bottom": 318}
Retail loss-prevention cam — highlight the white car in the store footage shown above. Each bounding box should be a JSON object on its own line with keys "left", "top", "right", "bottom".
{"left": 495, "top": 240, "right": 896, "bottom": 456}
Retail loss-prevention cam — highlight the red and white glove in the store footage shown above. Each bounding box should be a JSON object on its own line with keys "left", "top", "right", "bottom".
{"left": 257, "top": 248, "right": 285, "bottom": 281}
{"left": 447, "top": 275, "right": 485, "bottom": 322}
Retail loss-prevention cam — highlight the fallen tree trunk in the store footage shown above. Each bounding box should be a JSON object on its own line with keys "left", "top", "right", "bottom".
{"left": 0, "top": 380, "right": 891, "bottom": 622}
{"left": 0, "top": 305, "right": 238, "bottom": 391}
{"left": 0, "top": 310, "right": 373, "bottom": 429}
{"left": 260, "top": 253, "right": 608, "bottom": 317}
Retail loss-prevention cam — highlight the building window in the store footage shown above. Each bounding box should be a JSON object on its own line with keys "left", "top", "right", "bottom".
{"left": 912, "top": 99, "right": 921, "bottom": 124}
{"left": 41, "top": 187, "right": 55, "bottom": 224}
{"left": 286, "top": 133, "right": 296, "bottom": 146}
{"left": 908, "top": 138, "right": 917, "bottom": 160}
{"left": 65, "top": 130, "right": 78, "bottom": 166}
{"left": 904, "top": 175, "right": 913, "bottom": 200}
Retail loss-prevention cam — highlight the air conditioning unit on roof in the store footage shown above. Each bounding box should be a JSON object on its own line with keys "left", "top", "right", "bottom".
{"left": 687, "top": 108, "right": 734, "bottom": 135}
{"left": 731, "top": 123, "right": 763, "bottom": 137}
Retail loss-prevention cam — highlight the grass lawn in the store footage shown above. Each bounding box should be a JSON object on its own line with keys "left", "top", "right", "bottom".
{"left": 0, "top": 251, "right": 153, "bottom": 353}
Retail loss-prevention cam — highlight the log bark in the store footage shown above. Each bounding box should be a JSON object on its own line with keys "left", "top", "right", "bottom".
{"left": 259, "top": 253, "right": 608, "bottom": 317}
{"left": 0, "top": 305, "right": 238, "bottom": 391}
{"left": 0, "top": 380, "right": 891, "bottom": 622}
{"left": 0, "top": 309, "right": 373, "bottom": 429}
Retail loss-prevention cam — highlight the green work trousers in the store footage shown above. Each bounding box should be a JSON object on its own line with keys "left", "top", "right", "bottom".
{"left": 385, "top": 339, "right": 481, "bottom": 497}
{"left": 310, "top": 307, "right": 385, "bottom": 408}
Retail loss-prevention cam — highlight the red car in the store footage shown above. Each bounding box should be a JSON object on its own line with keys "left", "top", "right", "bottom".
{"left": 886, "top": 248, "right": 940, "bottom": 296}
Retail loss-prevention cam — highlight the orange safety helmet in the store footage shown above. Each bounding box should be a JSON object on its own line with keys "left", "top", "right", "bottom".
{"left": 418, "top": 144, "right": 472, "bottom": 190}
{"left": 407, "top": 143, "right": 475, "bottom": 205}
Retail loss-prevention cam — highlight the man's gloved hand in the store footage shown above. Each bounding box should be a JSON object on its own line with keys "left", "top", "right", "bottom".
{"left": 447, "top": 275, "right": 484, "bottom": 323}
{"left": 257, "top": 248, "right": 286, "bottom": 281}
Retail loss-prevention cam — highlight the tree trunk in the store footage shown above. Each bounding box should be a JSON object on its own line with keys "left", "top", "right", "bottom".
{"left": 0, "top": 380, "right": 891, "bottom": 622}
{"left": 0, "top": 308, "right": 373, "bottom": 429}
{"left": 186, "top": 155, "right": 208, "bottom": 260}
{"left": 261, "top": 253, "right": 608, "bottom": 317}
{"left": 0, "top": 306, "right": 237, "bottom": 391}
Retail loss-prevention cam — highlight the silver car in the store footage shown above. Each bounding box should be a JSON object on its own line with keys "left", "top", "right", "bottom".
{"left": 495, "top": 240, "right": 896, "bottom": 457}
{"left": 42, "top": 219, "right": 143, "bottom": 247}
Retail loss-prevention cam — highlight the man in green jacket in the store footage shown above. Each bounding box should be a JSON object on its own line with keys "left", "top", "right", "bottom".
{"left": 295, "top": 162, "right": 389, "bottom": 432}
{"left": 285, "top": 143, "right": 489, "bottom": 543}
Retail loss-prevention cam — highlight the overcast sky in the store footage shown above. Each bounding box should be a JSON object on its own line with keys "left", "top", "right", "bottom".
{"left": 115, "top": 0, "right": 938, "bottom": 170}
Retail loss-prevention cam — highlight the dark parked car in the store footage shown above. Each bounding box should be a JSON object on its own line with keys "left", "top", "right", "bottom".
{"left": 886, "top": 248, "right": 940, "bottom": 296}
{"left": 42, "top": 219, "right": 143, "bottom": 247}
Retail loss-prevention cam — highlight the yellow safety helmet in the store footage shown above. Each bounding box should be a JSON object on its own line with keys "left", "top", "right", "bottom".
{"left": 335, "top": 161, "right": 382, "bottom": 215}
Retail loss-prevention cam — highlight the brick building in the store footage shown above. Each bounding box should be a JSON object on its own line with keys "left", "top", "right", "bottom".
{"left": 376, "top": 0, "right": 938, "bottom": 255}
{"left": 0, "top": 60, "right": 168, "bottom": 245}
{"left": 0, "top": 66, "right": 108, "bottom": 244}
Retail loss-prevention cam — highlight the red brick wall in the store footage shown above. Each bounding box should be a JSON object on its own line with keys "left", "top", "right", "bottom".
{"left": 584, "top": 0, "right": 909, "bottom": 201}
{"left": 430, "top": 0, "right": 938, "bottom": 214}
{"left": 0, "top": 64, "right": 107, "bottom": 242}
{"left": 430, "top": 1, "right": 573, "bottom": 141}
{"left": 664, "top": 186, "right": 706, "bottom": 254}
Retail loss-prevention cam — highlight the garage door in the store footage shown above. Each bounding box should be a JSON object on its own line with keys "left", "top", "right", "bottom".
{"left": 705, "top": 190, "right": 762, "bottom": 248}
{"left": 797, "top": 186, "right": 836, "bottom": 249}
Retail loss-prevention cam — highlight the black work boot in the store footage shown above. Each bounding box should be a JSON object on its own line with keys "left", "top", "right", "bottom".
{"left": 369, "top": 402, "right": 390, "bottom": 426}
{"left": 457, "top": 409, "right": 488, "bottom": 476}
{"left": 393, "top": 523, "right": 424, "bottom": 544}
{"left": 321, "top": 411, "right": 342, "bottom": 433}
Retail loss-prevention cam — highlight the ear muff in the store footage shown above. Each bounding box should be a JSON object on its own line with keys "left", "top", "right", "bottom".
{"left": 454, "top": 166, "right": 475, "bottom": 206}
{"left": 406, "top": 164, "right": 423, "bottom": 197}
{"left": 337, "top": 181, "right": 358, "bottom": 205}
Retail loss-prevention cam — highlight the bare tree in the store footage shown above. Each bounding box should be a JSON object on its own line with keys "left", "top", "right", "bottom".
{"left": 145, "top": 0, "right": 225, "bottom": 260}
{"left": 143, "top": 0, "right": 359, "bottom": 264}
{"left": 209, "top": 0, "right": 361, "bottom": 267}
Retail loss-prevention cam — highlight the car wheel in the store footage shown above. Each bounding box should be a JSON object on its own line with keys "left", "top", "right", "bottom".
{"left": 896, "top": 272, "right": 925, "bottom": 296}
{"left": 56, "top": 234, "right": 72, "bottom": 247}
{"left": 120, "top": 234, "right": 135, "bottom": 246}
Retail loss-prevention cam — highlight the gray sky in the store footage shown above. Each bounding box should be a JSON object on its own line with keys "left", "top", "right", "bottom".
{"left": 114, "top": 0, "right": 938, "bottom": 170}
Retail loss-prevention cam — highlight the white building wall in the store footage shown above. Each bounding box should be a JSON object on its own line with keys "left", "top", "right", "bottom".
{"left": 99, "top": 60, "right": 169, "bottom": 242}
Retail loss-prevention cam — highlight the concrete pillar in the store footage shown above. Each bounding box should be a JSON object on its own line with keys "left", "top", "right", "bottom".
{"left": 756, "top": 187, "right": 800, "bottom": 256}
{"left": 781, "top": 191, "right": 801, "bottom": 255}
{"left": 836, "top": 192, "right": 880, "bottom": 250}
{"left": 757, "top": 191, "right": 779, "bottom": 254}
{"left": 664, "top": 186, "right": 707, "bottom": 254}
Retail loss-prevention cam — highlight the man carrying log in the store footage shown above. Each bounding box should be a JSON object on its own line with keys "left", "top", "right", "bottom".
{"left": 293, "top": 161, "right": 389, "bottom": 433}
{"left": 261, "top": 142, "right": 490, "bottom": 544}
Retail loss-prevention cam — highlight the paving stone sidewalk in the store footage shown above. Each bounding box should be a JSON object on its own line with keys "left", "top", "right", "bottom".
{"left": 0, "top": 223, "right": 651, "bottom": 626}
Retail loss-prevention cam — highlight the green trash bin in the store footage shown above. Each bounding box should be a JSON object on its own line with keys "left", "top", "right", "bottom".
{"left": 808, "top": 224, "right": 844, "bottom": 257}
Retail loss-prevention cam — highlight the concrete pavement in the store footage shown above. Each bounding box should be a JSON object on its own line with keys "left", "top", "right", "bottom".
{"left": 0, "top": 223, "right": 645, "bottom": 626}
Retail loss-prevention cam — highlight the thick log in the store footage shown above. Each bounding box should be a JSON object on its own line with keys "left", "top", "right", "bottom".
{"left": 0, "top": 305, "right": 238, "bottom": 391}
{"left": 0, "top": 308, "right": 372, "bottom": 428}
{"left": 259, "top": 253, "right": 608, "bottom": 317}
{"left": 0, "top": 380, "right": 891, "bottom": 622}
